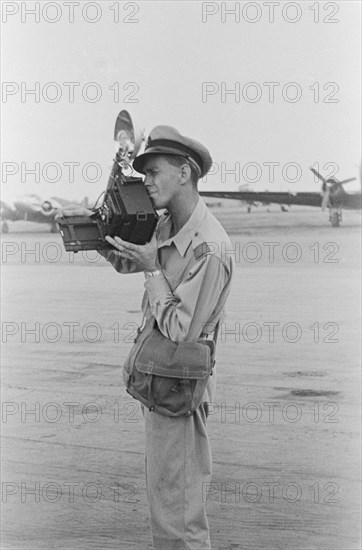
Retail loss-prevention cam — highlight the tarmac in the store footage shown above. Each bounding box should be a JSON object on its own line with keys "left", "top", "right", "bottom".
{"left": 1, "top": 206, "right": 361, "bottom": 549}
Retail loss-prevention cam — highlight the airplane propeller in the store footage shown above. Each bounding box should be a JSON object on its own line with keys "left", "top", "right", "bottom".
{"left": 310, "top": 168, "right": 356, "bottom": 211}
{"left": 41, "top": 198, "right": 62, "bottom": 214}
{"left": 42, "top": 200, "right": 54, "bottom": 213}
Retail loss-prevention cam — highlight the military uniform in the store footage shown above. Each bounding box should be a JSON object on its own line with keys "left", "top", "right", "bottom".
{"left": 102, "top": 127, "right": 233, "bottom": 549}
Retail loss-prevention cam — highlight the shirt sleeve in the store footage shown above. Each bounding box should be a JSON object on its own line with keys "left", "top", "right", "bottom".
{"left": 144, "top": 253, "right": 231, "bottom": 342}
{"left": 98, "top": 247, "right": 142, "bottom": 274}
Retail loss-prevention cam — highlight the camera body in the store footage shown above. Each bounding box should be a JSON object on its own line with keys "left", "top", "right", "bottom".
{"left": 58, "top": 111, "right": 158, "bottom": 252}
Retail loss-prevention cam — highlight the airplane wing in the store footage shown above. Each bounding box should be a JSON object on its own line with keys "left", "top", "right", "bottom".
{"left": 1, "top": 195, "right": 90, "bottom": 232}
{"left": 200, "top": 191, "right": 323, "bottom": 208}
{"left": 0, "top": 200, "right": 20, "bottom": 221}
{"left": 49, "top": 196, "right": 90, "bottom": 208}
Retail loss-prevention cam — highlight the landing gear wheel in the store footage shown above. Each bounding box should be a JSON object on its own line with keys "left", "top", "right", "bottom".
{"left": 1, "top": 221, "right": 9, "bottom": 233}
{"left": 330, "top": 211, "right": 340, "bottom": 227}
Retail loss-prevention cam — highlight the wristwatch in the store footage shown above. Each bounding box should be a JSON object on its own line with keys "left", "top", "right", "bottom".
{"left": 144, "top": 269, "right": 162, "bottom": 279}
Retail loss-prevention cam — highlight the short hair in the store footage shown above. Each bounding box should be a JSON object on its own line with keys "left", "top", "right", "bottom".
{"left": 164, "top": 155, "right": 199, "bottom": 186}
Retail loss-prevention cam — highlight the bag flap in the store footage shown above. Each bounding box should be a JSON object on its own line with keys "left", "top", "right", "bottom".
{"left": 135, "top": 331, "right": 211, "bottom": 379}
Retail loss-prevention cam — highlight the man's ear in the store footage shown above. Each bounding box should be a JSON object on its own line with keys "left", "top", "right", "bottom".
{"left": 179, "top": 163, "right": 191, "bottom": 185}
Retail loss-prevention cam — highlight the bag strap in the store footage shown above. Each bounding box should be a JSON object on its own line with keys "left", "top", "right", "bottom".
{"left": 185, "top": 262, "right": 225, "bottom": 345}
{"left": 212, "top": 321, "right": 220, "bottom": 345}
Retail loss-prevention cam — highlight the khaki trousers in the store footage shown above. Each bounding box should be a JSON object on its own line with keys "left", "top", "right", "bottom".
{"left": 144, "top": 402, "right": 212, "bottom": 550}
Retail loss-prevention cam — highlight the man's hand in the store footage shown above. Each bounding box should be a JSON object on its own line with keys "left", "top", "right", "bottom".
{"left": 55, "top": 206, "right": 94, "bottom": 220}
{"left": 105, "top": 233, "right": 159, "bottom": 272}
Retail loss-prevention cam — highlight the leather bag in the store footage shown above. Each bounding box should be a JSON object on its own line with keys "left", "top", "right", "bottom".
{"left": 124, "top": 320, "right": 218, "bottom": 417}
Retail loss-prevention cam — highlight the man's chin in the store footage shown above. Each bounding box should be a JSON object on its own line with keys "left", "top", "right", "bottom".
{"left": 150, "top": 197, "right": 164, "bottom": 210}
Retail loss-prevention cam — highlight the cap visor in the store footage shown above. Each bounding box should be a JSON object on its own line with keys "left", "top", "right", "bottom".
{"left": 132, "top": 153, "right": 148, "bottom": 175}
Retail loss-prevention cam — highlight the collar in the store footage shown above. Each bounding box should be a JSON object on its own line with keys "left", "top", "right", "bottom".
{"left": 158, "top": 197, "right": 207, "bottom": 257}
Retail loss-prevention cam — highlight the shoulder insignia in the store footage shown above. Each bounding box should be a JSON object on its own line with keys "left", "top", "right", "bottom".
{"left": 194, "top": 242, "right": 211, "bottom": 260}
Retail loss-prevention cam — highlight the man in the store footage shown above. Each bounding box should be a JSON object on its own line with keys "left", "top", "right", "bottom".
{"left": 63, "top": 126, "right": 233, "bottom": 549}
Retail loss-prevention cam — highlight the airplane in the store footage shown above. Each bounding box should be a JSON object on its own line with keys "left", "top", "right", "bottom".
{"left": 0, "top": 194, "right": 89, "bottom": 233}
{"left": 200, "top": 168, "right": 361, "bottom": 227}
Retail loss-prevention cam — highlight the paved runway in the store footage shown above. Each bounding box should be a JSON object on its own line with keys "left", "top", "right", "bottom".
{"left": 1, "top": 207, "right": 361, "bottom": 549}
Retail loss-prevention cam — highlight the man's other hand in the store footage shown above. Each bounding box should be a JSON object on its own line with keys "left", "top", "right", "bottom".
{"left": 105, "top": 233, "right": 159, "bottom": 272}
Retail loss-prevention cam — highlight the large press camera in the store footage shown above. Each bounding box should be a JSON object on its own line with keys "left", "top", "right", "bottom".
{"left": 58, "top": 111, "right": 158, "bottom": 252}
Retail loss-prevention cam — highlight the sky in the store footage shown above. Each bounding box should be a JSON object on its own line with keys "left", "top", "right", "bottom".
{"left": 1, "top": 0, "right": 361, "bottom": 201}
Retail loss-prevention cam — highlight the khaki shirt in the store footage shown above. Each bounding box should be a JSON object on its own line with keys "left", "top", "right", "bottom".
{"left": 102, "top": 197, "right": 233, "bottom": 343}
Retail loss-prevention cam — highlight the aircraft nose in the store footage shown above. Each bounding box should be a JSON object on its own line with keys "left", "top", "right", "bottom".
{"left": 42, "top": 200, "right": 54, "bottom": 212}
